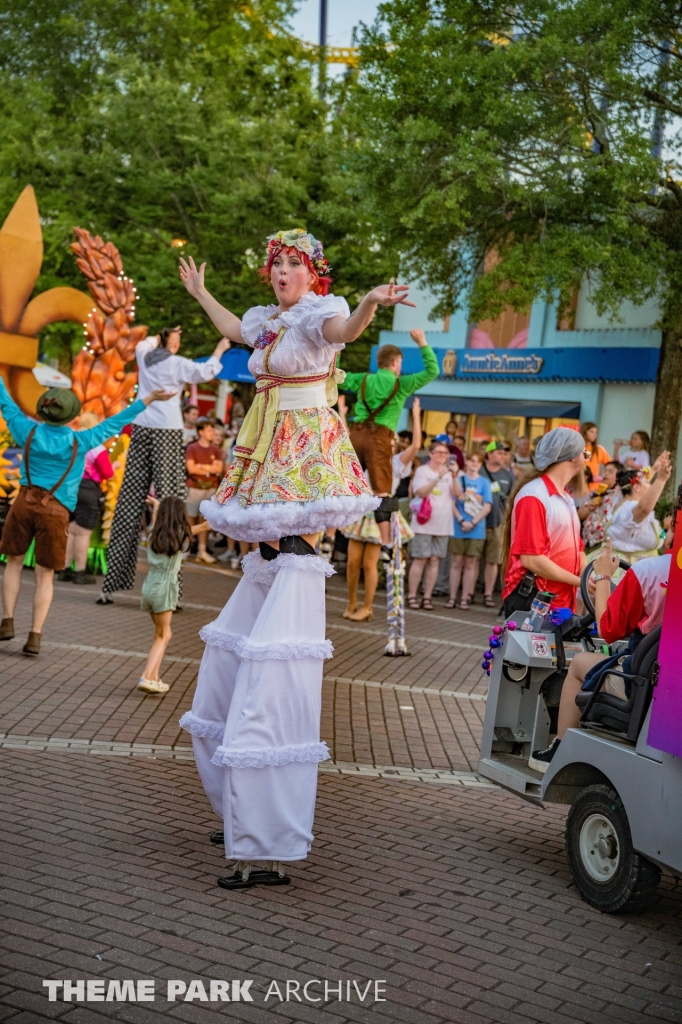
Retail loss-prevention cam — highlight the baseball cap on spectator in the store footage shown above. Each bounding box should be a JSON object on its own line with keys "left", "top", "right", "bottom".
{"left": 485, "top": 440, "right": 510, "bottom": 452}
{"left": 434, "top": 433, "right": 451, "bottom": 444}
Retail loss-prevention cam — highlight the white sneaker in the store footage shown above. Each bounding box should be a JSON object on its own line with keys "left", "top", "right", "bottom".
{"left": 230, "top": 557, "right": 241, "bottom": 570}
{"left": 196, "top": 551, "right": 216, "bottom": 564}
{"left": 218, "top": 550, "right": 237, "bottom": 563}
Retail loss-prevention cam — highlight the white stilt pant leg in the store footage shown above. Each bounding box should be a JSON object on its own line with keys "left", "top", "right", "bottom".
{"left": 179, "top": 560, "right": 272, "bottom": 816}
{"left": 207, "top": 554, "right": 334, "bottom": 862}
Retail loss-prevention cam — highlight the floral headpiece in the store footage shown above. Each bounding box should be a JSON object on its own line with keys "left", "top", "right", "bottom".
{"left": 265, "top": 229, "right": 331, "bottom": 276}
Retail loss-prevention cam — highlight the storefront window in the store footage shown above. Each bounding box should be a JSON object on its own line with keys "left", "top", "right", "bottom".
{"left": 471, "top": 415, "right": 524, "bottom": 448}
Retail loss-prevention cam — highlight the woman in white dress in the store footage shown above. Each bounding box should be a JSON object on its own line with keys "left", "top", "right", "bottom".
{"left": 605, "top": 453, "right": 672, "bottom": 564}
{"left": 177, "top": 230, "right": 414, "bottom": 889}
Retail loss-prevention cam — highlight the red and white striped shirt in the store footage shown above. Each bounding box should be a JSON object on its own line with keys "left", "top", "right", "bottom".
{"left": 503, "top": 474, "right": 583, "bottom": 610}
{"left": 600, "top": 554, "right": 670, "bottom": 643}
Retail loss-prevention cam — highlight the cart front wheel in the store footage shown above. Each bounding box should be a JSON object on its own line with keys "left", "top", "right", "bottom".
{"left": 565, "top": 784, "right": 660, "bottom": 913}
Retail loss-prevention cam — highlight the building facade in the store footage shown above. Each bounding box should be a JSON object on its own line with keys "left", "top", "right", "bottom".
{"left": 374, "top": 279, "right": 668, "bottom": 461}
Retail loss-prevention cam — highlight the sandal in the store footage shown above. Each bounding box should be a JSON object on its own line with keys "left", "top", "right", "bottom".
{"left": 407, "top": 597, "right": 420, "bottom": 609}
{"left": 459, "top": 599, "right": 470, "bottom": 610}
{"left": 483, "top": 595, "right": 496, "bottom": 608}
{"left": 421, "top": 598, "right": 433, "bottom": 610}
{"left": 445, "top": 599, "right": 457, "bottom": 609}
{"left": 137, "top": 677, "right": 169, "bottom": 694}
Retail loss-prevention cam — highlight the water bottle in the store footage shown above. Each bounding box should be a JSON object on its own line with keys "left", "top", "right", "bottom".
{"left": 520, "top": 591, "right": 555, "bottom": 632}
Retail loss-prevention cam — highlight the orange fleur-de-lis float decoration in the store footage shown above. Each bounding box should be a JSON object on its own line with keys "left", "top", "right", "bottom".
{"left": 70, "top": 228, "right": 148, "bottom": 418}
{"left": 0, "top": 186, "right": 95, "bottom": 414}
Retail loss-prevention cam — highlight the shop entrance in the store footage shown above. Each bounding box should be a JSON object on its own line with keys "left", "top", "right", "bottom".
{"left": 419, "top": 411, "right": 567, "bottom": 449}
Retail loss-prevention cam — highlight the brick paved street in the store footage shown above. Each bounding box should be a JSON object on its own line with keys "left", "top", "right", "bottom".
{"left": 0, "top": 560, "right": 681, "bottom": 1023}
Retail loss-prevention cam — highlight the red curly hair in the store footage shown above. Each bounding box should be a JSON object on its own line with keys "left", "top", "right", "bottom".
{"left": 258, "top": 244, "right": 332, "bottom": 297}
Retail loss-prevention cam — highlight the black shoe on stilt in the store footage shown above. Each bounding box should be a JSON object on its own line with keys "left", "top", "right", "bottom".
{"left": 217, "top": 862, "right": 291, "bottom": 890}
{"left": 209, "top": 830, "right": 225, "bottom": 845}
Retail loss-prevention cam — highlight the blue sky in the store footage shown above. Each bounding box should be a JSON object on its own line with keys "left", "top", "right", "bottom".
{"left": 288, "top": 0, "right": 382, "bottom": 50}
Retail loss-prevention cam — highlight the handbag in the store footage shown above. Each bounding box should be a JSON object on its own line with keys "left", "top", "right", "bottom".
{"left": 416, "top": 495, "right": 432, "bottom": 525}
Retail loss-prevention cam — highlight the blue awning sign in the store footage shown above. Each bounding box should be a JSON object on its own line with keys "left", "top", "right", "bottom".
{"left": 370, "top": 345, "right": 659, "bottom": 383}
{"left": 459, "top": 352, "right": 544, "bottom": 375}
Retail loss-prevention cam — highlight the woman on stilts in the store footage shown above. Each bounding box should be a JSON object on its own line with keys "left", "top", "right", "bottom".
{"left": 178, "top": 230, "right": 414, "bottom": 889}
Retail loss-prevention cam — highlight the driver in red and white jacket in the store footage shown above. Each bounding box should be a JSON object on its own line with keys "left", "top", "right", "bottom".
{"left": 529, "top": 540, "right": 670, "bottom": 773}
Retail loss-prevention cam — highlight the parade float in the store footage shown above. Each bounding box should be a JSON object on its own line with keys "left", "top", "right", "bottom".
{"left": 0, "top": 186, "right": 146, "bottom": 569}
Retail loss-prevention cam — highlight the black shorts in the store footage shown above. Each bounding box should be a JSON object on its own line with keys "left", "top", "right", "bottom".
{"left": 71, "top": 478, "right": 104, "bottom": 530}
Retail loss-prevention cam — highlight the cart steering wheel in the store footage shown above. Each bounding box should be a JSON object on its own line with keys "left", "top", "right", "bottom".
{"left": 580, "top": 558, "right": 632, "bottom": 622}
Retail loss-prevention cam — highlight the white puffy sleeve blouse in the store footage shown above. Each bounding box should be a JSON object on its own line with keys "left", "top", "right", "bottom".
{"left": 241, "top": 293, "right": 350, "bottom": 378}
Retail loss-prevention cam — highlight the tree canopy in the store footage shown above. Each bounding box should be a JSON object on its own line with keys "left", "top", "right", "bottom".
{"left": 0, "top": 0, "right": 394, "bottom": 373}
{"left": 347, "top": 0, "right": 682, "bottom": 463}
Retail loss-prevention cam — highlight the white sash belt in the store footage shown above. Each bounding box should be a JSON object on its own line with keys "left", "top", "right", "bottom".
{"left": 278, "top": 382, "right": 329, "bottom": 411}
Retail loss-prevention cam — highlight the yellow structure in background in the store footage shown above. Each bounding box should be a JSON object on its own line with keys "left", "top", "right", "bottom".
{"left": 0, "top": 186, "right": 95, "bottom": 415}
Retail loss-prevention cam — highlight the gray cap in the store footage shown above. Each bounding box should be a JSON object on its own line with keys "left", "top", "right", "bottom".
{"left": 534, "top": 427, "right": 584, "bottom": 472}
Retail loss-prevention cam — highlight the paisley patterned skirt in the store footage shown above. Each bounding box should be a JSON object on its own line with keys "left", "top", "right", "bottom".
{"left": 343, "top": 511, "right": 414, "bottom": 547}
{"left": 201, "top": 406, "right": 379, "bottom": 542}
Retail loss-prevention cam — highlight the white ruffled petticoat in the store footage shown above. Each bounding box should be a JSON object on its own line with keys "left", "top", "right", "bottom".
{"left": 180, "top": 550, "right": 334, "bottom": 862}
{"left": 200, "top": 492, "right": 379, "bottom": 544}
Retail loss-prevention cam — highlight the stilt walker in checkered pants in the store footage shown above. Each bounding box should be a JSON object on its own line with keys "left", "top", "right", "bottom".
{"left": 98, "top": 327, "right": 229, "bottom": 601}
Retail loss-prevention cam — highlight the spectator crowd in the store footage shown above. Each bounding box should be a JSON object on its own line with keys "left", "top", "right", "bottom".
{"left": 0, "top": 320, "right": 673, "bottom": 670}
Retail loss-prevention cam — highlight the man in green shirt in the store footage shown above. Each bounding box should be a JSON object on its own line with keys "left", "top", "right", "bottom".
{"left": 343, "top": 327, "right": 439, "bottom": 549}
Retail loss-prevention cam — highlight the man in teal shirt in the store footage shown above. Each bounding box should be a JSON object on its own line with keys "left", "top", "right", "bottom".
{"left": 0, "top": 379, "right": 172, "bottom": 655}
{"left": 343, "top": 327, "right": 438, "bottom": 549}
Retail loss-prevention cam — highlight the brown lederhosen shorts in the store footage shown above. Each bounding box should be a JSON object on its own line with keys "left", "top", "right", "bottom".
{"left": 0, "top": 486, "right": 70, "bottom": 570}
{"left": 348, "top": 422, "right": 394, "bottom": 494}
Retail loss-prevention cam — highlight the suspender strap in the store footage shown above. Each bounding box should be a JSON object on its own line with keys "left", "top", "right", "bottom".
{"left": 24, "top": 426, "right": 79, "bottom": 506}
{"left": 359, "top": 375, "right": 400, "bottom": 425}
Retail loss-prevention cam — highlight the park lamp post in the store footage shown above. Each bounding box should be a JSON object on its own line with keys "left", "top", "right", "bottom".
{"left": 318, "top": 0, "right": 327, "bottom": 99}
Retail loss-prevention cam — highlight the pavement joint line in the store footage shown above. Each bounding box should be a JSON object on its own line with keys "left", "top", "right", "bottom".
{"left": 0, "top": 733, "right": 494, "bottom": 786}
{"left": 76, "top": 581, "right": 493, "bottom": 626}
{"left": 331, "top": 622, "right": 480, "bottom": 649}
{"left": 3, "top": 639, "right": 486, "bottom": 699}
{"left": 324, "top": 590, "right": 495, "bottom": 628}
{"left": 40, "top": 640, "right": 203, "bottom": 665}
{"left": 21, "top": 641, "right": 487, "bottom": 699}
{"left": 324, "top": 675, "right": 487, "bottom": 700}
{"left": 37, "top": 629, "right": 481, "bottom": 661}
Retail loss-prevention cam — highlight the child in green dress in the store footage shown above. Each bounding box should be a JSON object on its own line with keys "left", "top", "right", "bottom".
{"left": 138, "top": 496, "right": 209, "bottom": 694}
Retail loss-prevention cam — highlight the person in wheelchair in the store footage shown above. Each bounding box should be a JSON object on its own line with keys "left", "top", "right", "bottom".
{"left": 529, "top": 538, "right": 670, "bottom": 773}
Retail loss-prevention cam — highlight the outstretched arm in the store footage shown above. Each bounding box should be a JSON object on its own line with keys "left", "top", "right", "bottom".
{"left": 399, "top": 328, "right": 439, "bottom": 391}
{"left": 632, "top": 452, "right": 671, "bottom": 523}
{"left": 0, "top": 377, "right": 33, "bottom": 446}
{"left": 179, "top": 257, "right": 243, "bottom": 343}
{"left": 398, "top": 396, "right": 423, "bottom": 468}
{"left": 322, "top": 280, "right": 416, "bottom": 346}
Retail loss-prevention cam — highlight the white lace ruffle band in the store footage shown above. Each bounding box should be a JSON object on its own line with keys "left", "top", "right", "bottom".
{"left": 210, "top": 741, "right": 331, "bottom": 769}
{"left": 199, "top": 624, "right": 334, "bottom": 661}
{"left": 179, "top": 711, "right": 224, "bottom": 740}
{"left": 200, "top": 493, "right": 380, "bottom": 543}
{"left": 241, "top": 549, "right": 335, "bottom": 585}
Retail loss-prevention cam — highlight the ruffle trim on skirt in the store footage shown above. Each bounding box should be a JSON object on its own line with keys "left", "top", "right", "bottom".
{"left": 200, "top": 623, "right": 334, "bottom": 661}
{"left": 210, "top": 741, "right": 331, "bottom": 769}
{"left": 200, "top": 493, "right": 380, "bottom": 543}
{"left": 179, "top": 711, "right": 224, "bottom": 740}
{"left": 241, "top": 549, "right": 336, "bottom": 585}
